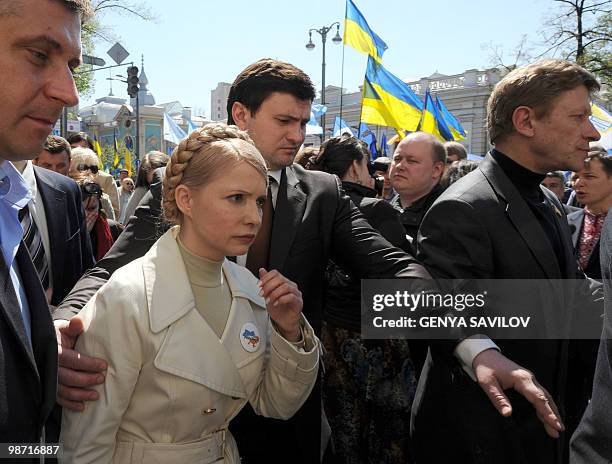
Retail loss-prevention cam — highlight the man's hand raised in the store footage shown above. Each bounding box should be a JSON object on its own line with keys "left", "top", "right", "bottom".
{"left": 473, "top": 348, "right": 565, "bottom": 438}
{"left": 55, "top": 317, "right": 107, "bottom": 411}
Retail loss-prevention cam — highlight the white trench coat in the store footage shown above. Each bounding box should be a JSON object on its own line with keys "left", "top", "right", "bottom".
{"left": 61, "top": 227, "right": 319, "bottom": 463}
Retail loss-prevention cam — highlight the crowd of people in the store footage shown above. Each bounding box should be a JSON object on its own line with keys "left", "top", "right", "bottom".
{"left": 0, "top": 1, "right": 611, "bottom": 464}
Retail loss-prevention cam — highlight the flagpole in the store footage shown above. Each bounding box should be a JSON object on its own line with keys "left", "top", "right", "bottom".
{"left": 339, "top": 34, "right": 346, "bottom": 123}
{"left": 357, "top": 75, "right": 365, "bottom": 138}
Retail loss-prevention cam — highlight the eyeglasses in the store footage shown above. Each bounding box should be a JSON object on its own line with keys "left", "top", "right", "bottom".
{"left": 80, "top": 182, "right": 102, "bottom": 198}
{"left": 76, "top": 164, "right": 99, "bottom": 174}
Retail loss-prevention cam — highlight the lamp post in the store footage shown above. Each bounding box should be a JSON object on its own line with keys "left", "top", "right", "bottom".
{"left": 306, "top": 22, "right": 342, "bottom": 141}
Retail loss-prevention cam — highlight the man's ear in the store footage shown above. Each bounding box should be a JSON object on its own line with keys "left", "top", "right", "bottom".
{"left": 231, "top": 102, "right": 250, "bottom": 130}
{"left": 433, "top": 161, "right": 445, "bottom": 180}
{"left": 512, "top": 106, "right": 537, "bottom": 138}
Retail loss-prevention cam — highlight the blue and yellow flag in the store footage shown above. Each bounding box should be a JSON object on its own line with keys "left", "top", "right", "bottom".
{"left": 92, "top": 134, "right": 103, "bottom": 168}
{"left": 420, "top": 91, "right": 454, "bottom": 142}
{"left": 590, "top": 102, "right": 612, "bottom": 152}
{"left": 435, "top": 95, "right": 466, "bottom": 140}
{"left": 113, "top": 129, "right": 120, "bottom": 168}
{"left": 344, "top": 0, "right": 387, "bottom": 63}
{"left": 124, "top": 148, "right": 132, "bottom": 176}
{"left": 361, "top": 56, "right": 423, "bottom": 135}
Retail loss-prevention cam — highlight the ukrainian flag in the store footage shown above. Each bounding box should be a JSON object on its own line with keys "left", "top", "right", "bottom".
{"left": 113, "top": 129, "right": 120, "bottom": 168}
{"left": 591, "top": 102, "right": 612, "bottom": 152}
{"left": 361, "top": 56, "right": 423, "bottom": 135}
{"left": 92, "top": 134, "right": 103, "bottom": 168}
{"left": 435, "top": 95, "right": 466, "bottom": 140}
{"left": 421, "top": 91, "right": 454, "bottom": 142}
{"left": 344, "top": 0, "right": 387, "bottom": 63}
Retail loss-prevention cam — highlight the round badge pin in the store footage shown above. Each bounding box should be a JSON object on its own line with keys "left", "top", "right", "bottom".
{"left": 240, "top": 322, "right": 260, "bottom": 353}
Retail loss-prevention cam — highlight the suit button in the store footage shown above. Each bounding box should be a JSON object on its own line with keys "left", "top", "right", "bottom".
{"left": 201, "top": 408, "right": 216, "bottom": 415}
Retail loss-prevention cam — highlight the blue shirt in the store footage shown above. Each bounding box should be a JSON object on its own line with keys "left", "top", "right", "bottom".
{"left": 0, "top": 160, "right": 33, "bottom": 345}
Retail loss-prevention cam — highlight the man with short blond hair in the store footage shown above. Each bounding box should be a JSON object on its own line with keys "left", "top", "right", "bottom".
{"left": 413, "top": 59, "right": 602, "bottom": 463}
{"left": 0, "top": 0, "right": 91, "bottom": 446}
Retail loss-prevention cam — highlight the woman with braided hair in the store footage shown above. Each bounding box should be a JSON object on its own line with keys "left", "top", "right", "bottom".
{"left": 61, "top": 123, "right": 320, "bottom": 464}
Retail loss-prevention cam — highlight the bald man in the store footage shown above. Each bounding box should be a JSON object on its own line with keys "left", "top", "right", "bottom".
{"left": 389, "top": 132, "right": 447, "bottom": 241}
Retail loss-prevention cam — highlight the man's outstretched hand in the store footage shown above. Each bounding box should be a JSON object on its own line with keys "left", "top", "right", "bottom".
{"left": 473, "top": 348, "right": 564, "bottom": 438}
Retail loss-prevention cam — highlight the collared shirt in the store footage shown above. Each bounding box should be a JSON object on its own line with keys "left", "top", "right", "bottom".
{"left": 578, "top": 209, "right": 607, "bottom": 269}
{"left": 21, "top": 161, "right": 53, "bottom": 289}
{"left": 0, "top": 160, "right": 33, "bottom": 344}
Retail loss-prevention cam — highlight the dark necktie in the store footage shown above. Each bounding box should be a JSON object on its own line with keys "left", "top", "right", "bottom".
{"left": 19, "top": 205, "right": 50, "bottom": 290}
{"left": 246, "top": 176, "right": 275, "bottom": 276}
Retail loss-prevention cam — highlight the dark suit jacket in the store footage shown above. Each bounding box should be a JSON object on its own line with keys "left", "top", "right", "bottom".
{"left": 34, "top": 166, "right": 94, "bottom": 306}
{"left": 567, "top": 208, "right": 602, "bottom": 280}
{"left": 571, "top": 212, "right": 612, "bottom": 463}
{"left": 55, "top": 164, "right": 429, "bottom": 463}
{"left": 0, "top": 243, "right": 57, "bottom": 451}
{"left": 412, "top": 154, "right": 601, "bottom": 464}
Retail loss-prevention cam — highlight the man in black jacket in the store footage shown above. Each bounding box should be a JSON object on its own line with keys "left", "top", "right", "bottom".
{"left": 54, "top": 58, "right": 430, "bottom": 463}
{"left": 0, "top": 0, "right": 91, "bottom": 450}
{"left": 389, "top": 132, "right": 446, "bottom": 242}
{"left": 412, "top": 59, "right": 603, "bottom": 464}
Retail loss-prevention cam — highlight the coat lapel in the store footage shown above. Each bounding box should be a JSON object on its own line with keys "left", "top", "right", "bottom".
{"left": 34, "top": 168, "right": 67, "bottom": 283}
{"left": 566, "top": 209, "right": 584, "bottom": 248}
{"left": 144, "top": 228, "right": 266, "bottom": 399}
{"left": 480, "top": 154, "right": 562, "bottom": 280}
{"left": 268, "top": 167, "right": 307, "bottom": 272}
{"left": 542, "top": 189, "right": 579, "bottom": 278}
{"left": 0, "top": 244, "right": 39, "bottom": 375}
{"left": 18, "top": 242, "right": 58, "bottom": 421}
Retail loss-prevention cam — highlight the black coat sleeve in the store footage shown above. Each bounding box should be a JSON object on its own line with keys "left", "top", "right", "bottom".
{"left": 53, "top": 180, "right": 164, "bottom": 320}
{"left": 328, "top": 175, "right": 430, "bottom": 280}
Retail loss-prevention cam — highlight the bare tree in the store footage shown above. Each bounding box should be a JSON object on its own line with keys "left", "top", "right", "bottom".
{"left": 483, "top": 34, "right": 534, "bottom": 73}
{"left": 540, "top": 0, "right": 611, "bottom": 86}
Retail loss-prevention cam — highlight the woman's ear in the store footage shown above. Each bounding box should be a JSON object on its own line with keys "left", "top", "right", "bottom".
{"left": 174, "top": 184, "right": 193, "bottom": 219}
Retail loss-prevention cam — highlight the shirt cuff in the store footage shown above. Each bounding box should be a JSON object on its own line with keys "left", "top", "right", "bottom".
{"left": 269, "top": 315, "right": 319, "bottom": 383}
{"left": 454, "top": 335, "right": 500, "bottom": 381}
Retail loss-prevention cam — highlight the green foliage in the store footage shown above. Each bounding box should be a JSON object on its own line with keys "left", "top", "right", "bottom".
{"left": 74, "top": 20, "right": 99, "bottom": 99}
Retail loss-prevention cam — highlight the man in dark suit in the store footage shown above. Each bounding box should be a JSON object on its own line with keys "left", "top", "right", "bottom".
{"left": 541, "top": 171, "right": 580, "bottom": 215}
{"left": 0, "top": 0, "right": 91, "bottom": 449}
{"left": 53, "top": 59, "right": 430, "bottom": 463}
{"left": 571, "top": 212, "right": 612, "bottom": 463}
{"left": 412, "top": 59, "right": 603, "bottom": 464}
{"left": 13, "top": 159, "right": 95, "bottom": 306}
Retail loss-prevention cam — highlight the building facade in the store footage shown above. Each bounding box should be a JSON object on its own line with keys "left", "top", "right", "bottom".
{"left": 211, "top": 82, "right": 232, "bottom": 122}
{"left": 78, "top": 63, "right": 209, "bottom": 172}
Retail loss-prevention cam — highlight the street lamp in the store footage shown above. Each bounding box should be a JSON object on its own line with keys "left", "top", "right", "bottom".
{"left": 306, "top": 22, "right": 342, "bottom": 140}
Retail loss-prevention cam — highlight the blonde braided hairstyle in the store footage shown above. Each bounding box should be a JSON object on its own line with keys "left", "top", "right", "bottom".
{"left": 162, "top": 123, "right": 267, "bottom": 224}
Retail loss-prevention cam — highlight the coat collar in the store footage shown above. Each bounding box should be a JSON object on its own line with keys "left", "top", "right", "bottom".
{"left": 143, "top": 227, "right": 264, "bottom": 334}
{"left": 143, "top": 227, "right": 267, "bottom": 399}
{"left": 479, "top": 153, "right": 564, "bottom": 280}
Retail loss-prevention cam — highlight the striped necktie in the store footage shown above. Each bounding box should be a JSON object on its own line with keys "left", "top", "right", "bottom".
{"left": 19, "top": 205, "right": 50, "bottom": 290}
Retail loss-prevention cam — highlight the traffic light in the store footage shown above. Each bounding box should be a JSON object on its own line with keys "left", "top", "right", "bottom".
{"left": 127, "top": 66, "right": 139, "bottom": 97}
